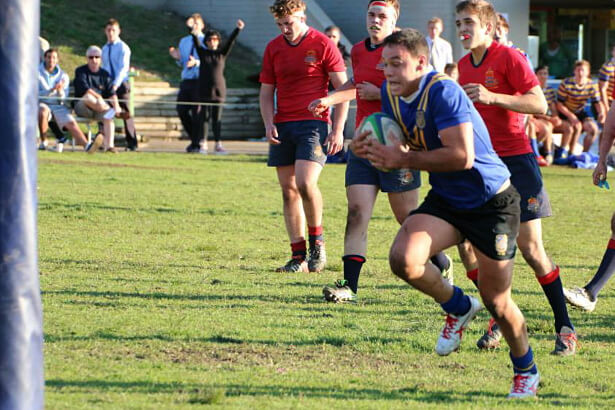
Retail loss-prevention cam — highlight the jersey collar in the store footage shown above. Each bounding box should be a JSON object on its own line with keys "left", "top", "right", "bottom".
{"left": 400, "top": 72, "right": 431, "bottom": 104}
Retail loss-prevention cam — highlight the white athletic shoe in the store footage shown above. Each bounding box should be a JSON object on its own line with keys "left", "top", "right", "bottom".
{"left": 435, "top": 296, "right": 482, "bottom": 356}
{"left": 563, "top": 286, "right": 596, "bottom": 312}
{"left": 508, "top": 372, "right": 540, "bottom": 399}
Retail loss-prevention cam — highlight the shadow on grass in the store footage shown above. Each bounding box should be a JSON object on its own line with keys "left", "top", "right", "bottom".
{"left": 44, "top": 378, "right": 603, "bottom": 404}
{"left": 44, "top": 330, "right": 405, "bottom": 348}
{"left": 43, "top": 289, "right": 322, "bottom": 305}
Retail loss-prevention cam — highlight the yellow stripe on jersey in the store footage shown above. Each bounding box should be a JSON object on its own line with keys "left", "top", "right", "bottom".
{"left": 386, "top": 73, "right": 454, "bottom": 151}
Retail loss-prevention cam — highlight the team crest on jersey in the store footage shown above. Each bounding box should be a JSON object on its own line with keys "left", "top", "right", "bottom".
{"left": 527, "top": 197, "right": 540, "bottom": 213}
{"left": 416, "top": 110, "right": 426, "bottom": 129}
{"left": 495, "top": 234, "right": 508, "bottom": 256}
{"left": 304, "top": 50, "right": 318, "bottom": 64}
{"left": 376, "top": 57, "right": 385, "bottom": 71}
{"left": 485, "top": 68, "right": 498, "bottom": 89}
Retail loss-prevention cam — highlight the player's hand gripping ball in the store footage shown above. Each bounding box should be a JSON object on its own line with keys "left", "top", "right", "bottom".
{"left": 357, "top": 112, "right": 405, "bottom": 171}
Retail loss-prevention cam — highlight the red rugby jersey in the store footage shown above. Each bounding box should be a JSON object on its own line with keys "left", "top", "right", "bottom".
{"left": 458, "top": 41, "right": 539, "bottom": 157}
{"left": 260, "top": 28, "right": 345, "bottom": 123}
{"left": 351, "top": 39, "right": 386, "bottom": 128}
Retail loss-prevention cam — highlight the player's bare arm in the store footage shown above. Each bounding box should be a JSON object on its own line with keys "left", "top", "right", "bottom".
{"left": 356, "top": 81, "right": 381, "bottom": 100}
{"left": 259, "top": 83, "right": 280, "bottom": 144}
{"left": 594, "top": 101, "right": 615, "bottom": 185}
{"left": 462, "top": 83, "right": 547, "bottom": 115}
{"left": 555, "top": 101, "right": 580, "bottom": 126}
{"left": 307, "top": 79, "right": 356, "bottom": 117}
{"left": 324, "top": 71, "right": 350, "bottom": 155}
{"left": 358, "top": 122, "right": 475, "bottom": 172}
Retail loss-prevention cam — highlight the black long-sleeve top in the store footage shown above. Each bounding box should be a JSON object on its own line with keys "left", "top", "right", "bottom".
{"left": 192, "top": 27, "right": 241, "bottom": 102}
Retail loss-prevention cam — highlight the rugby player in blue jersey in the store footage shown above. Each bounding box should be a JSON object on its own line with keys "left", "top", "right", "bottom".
{"left": 352, "top": 28, "right": 539, "bottom": 399}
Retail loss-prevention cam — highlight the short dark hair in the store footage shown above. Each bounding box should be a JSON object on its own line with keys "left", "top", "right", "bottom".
{"left": 383, "top": 28, "right": 429, "bottom": 59}
{"left": 205, "top": 30, "right": 221, "bottom": 41}
{"left": 44, "top": 48, "right": 58, "bottom": 58}
{"left": 324, "top": 25, "right": 340, "bottom": 34}
{"left": 105, "top": 18, "right": 120, "bottom": 28}
{"left": 534, "top": 65, "right": 548, "bottom": 73}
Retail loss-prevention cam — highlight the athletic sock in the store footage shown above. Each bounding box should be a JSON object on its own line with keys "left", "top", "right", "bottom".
{"left": 537, "top": 266, "right": 573, "bottom": 333}
{"left": 308, "top": 225, "right": 323, "bottom": 248}
{"left": 342, "top": 255, "right": 366, "bottom": 293}
{"left": 510, "top": 346, "right": 538, "bottom": 375}
{"left": 430, "top": 252, "right": 449, "bottom": 272}
{"left": 530, "top": 136, "right": 540, "bottom": 156}
{"left": 466, "top": 268, "right": 479, "bottom": 288}
{"left": 440, "top": 286, "right": 471, "bottom": 316}
{"left": 291, "top": 240, "right": 307, "bottom": 261}
{"left": 585, "top": 239, "right": 615, "bottom": 299}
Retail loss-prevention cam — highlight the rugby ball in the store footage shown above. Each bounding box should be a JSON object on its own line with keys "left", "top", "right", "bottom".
{"left": 357, "top": 112, "right": 404, "bottom": 171}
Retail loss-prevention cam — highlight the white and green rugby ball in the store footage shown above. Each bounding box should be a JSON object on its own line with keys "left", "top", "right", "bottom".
{"left": 358, "top": 112, "right": 404, "bottom": 171}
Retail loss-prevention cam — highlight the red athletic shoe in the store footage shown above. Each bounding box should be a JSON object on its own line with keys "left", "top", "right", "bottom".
{"left": 536, "top": 156, "right": 548, "bottom": 167}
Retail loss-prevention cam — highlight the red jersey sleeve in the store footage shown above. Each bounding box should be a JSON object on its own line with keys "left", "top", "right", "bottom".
{"left": 259, "top": 43, "right": 275, "bottom": 85}
{"left": 506, "top": 48, "right": 539, "bottom": 95}
{"left": 322, "top": 38, "right": 346, "bottom": 73}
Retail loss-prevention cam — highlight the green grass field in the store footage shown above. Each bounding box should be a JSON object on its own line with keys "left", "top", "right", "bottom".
{"left": 39, "top": 152, "right": 615, "bottom": 409}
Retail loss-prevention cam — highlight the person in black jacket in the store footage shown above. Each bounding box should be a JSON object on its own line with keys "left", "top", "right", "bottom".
{"left": 192, "top": 19, "right": 245, "bottom": 154}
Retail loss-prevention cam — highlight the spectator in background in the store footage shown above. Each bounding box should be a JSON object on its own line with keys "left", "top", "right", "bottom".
{"left": 74, "top": 46, "right": 121, "bottom": 153}
{"left": 555, "top": 60, "right": 604, "bottom": 163}
{"left": 539, "top": 27, "right": 573, "bottom": 79}
{"left": 444, "top": 62, "right": 459, "bottom": 81}
{"left": 102, "top": 18, "right": 138, "bottom": 151}
{"left": 38, "top": 48, "right": 95, "bottom": 153}
{"left": 192, "top": 20, "right": 245, "bottom": 154}
{"left": 425, "top": 16, "right": 452, "bottom": 73}
{"left": 324, "top": 25, "right": 351, "bottom": 69}
{"left": 530, "top": 65, "right": 570, "bottom": 165}
{"left": 598, "top": 44, "right": 615, "bottom": 114}
{"left": 495, "top": 13, "right": 532, "bottom": 67}
{"left": 170, "top": 13, "right": 206, "bottom": 153}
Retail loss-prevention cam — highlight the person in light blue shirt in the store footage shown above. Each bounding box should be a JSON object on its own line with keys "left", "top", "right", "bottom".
{"left": 38, "top": 48, "right": 91, "bottom": 151}
{"left": 102, "top": 18, "right": 138, "bottom": 151}
{"left": 169, "top": 13, "right": 207, "bottom": 153}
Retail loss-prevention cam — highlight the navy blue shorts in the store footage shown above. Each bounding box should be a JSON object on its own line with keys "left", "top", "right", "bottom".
{"left": 411, "top": 185, "right": 520, "bottom": 260}
{"left": 267, "top": 120, "right": 328, "bottom": 167}
{"left": 345, "top": 150, "right": 421, "bottom": 192}
{"left": 501, "top": 153, "right": 552, "bottom": 222}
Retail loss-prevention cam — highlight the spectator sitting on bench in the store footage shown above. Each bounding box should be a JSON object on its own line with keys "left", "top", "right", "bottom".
{"left": 73, "top": 46, "right": 121, "bottom": 153}
{"left": 38, "top": 48, "right": 97, "bottom": 153}
{"left": 555, "top": 60, "right": 605, "bottom": 163}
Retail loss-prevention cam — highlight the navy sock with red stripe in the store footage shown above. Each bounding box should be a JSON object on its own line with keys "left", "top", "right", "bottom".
{"left": 342, "top": 254, "right": 366, "bottom": 293}
{"left": 291, "top": 240, "right": 307, "bottom": 261}
{"left": 308, "top": 225, "right": 323, "bottom": 248}
{"left": 537, "top": 266, "right": 573, "bottom": 333}
{"left": 585, "top": 239, "right": 615, "bottom": 299}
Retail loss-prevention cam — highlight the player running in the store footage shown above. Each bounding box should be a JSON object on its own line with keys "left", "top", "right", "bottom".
{"left": 354, "top": 28, "right": 539, "bottom": 399}
{"left": 563, "top": 87, "right": 615, "bottom": 312}
{"left": 259, "top": 0, "right": 349, "bottom": 273}
{"left": 455, "top": 0, "right": 577, "bottom": 355}
{"left": 308, "top": 0, "right": 452, "bottom": 303}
